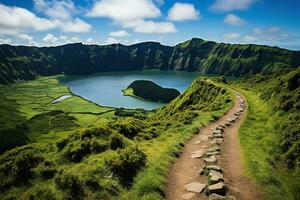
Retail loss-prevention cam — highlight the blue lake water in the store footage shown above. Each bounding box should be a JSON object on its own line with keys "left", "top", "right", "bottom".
{"left": 60, "top": 71, "right": 200, "bottom": 110}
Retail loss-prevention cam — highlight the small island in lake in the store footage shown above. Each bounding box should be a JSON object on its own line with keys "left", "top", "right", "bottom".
{"left": 122, "top": 80, "right": 180, "bottom": 103}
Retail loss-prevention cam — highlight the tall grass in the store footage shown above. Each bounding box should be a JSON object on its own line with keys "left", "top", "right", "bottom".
{"left": 238, "top": 90, "right": 300, "bottom": 200}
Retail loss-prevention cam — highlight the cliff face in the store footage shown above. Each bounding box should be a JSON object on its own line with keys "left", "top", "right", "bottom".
{"left": 1, "top": 38, "right": 300, "bottom": 84}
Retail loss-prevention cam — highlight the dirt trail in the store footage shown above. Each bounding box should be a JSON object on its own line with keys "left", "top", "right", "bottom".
{"left": 166, "top": 92, "right": 262, "bottom": 200}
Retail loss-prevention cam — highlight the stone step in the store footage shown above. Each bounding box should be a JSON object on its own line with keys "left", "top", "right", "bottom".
{"left": 208, "top": 182, "right": 227, "bottom": 196}
{"left": 204, "top": 155, "right": 217, "bottom": 164}
{"left": 184, "top": 182, "right": 207, "bottom": 193}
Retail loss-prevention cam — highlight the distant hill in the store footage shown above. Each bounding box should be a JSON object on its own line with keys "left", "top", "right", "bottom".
{"left": 123, "top": 80, "right": 180, "bottom": 103}
{"left": 1, "top": 38, "right": 300, "bottom": 84}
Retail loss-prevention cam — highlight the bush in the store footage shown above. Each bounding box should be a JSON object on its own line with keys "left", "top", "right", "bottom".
{"left": 0, "top": 147, "right": 43, "bottom": 189}
{"left": 109, "top": 133, "right": 125, "bottom": 150}
{"left": 21, "top": 184, "right": 56, "bottom": 200}
{"left": 112, "top": 118, "right": 146, "bottom": 138}
{"left": 36, "top": 161, "right": 57, "bottom": 179}
{"left": 105, "top": 146, "right": 147, "bottom": 186}
{"left": 54, "top": 170, "right": 84, "bottom": 199}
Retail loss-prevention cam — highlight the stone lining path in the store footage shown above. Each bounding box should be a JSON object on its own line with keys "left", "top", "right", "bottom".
{"left": 166, "top": 92, "right": 262, "bottom": 200}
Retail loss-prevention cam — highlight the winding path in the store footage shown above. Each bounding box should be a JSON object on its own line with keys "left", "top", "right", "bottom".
{"left": 166, "top": 92, "right": 262, "bottom": 200}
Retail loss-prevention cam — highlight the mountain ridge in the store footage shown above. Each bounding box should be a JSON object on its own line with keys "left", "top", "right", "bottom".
{"left": 1, "top": 38, "right": 300, "bottom": 84}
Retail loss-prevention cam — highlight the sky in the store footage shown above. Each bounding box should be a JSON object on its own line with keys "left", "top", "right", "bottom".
{"left": 0, "top": 0, "right": 299, "bottom": 50}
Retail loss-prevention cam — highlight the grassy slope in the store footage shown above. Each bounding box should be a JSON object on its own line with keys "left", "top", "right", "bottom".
{"left": 118, "top": 79, "right": 234, "bottom": 200}
{"left": 0, "top": 77, "right": 234, "bottom": 200}
{"left": 231, "top": 68, "right": 300, "bottom": 200}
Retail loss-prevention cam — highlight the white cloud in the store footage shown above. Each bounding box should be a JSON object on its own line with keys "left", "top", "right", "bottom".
{"left": 59, "top": 18, "right": 92, "bottom": 33}
{"left": 18, "top": 33, "right": 38, "bottom": 45}
{"left": 223, "top": 32, "right": 241, "bottom": 40}
{"left": 42, "top": 33, "right": 58, "bottom": 44}
{"left": 109, "top": 30, "right": 130, "bottom": 37}
{"left": 0, "top": 38, "right": 12, "bottom": 44}
{"left": 0, "top": 3, "right": 57, "bottom": 35}
{"left": 168, "top": 3, "right": 199, "bottom": 21}
{"left": 243, "top": 35, "right": 256, "bottom": 42}
{"left": 87, "top": 0, "right": 175, "bottom": 34}
{"left": 33, "top": 0, "right": 76, "bottom": 20}
{"left": 87, "top": 0, "right": 161, "bottom": 21}
{"left": 19, "top": 34, "right": 33, "bottom": 42}
{"left": 131, "top": 20, "right": 177, "bottom": 34}
{"left": 224, "top": 14, "right": 245, "bottom": 26}
{"left": 211, "top": 0, "right": 256, "bottom": 12}
{"left": 104, "top": 37, "right": 121, "bottom": 45}
{"left": 70, "top": 36, "right": 80, "bottom": 43}
{"left": 103, "top": 37, "right": 142, "bottom": 45}
{"left": 42, "top": 33, "right": 85, "bottom": 46}
{"left": 85, "top": 38, "right": 95, "bottom": 44}
{"left": 0, "top": 2, "right": 91, "bottom": 35}
{"left": 33, "top": 0, "right": 92, "bottom": 33}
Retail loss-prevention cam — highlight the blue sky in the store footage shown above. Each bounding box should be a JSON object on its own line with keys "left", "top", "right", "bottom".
{"left": 0, "top": 0, "right": 299, "bottom": 50}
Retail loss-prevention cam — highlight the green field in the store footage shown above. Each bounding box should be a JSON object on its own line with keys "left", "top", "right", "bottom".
{"left": 0, "top": 76, "right": 115, "bottom": 152}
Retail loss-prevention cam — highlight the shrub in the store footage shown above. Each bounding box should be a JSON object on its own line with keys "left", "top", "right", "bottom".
{"left": 109, "top": 133, "right": 125, "bottom": 150}
{"left": 63, "top": 142, "right": 91, "bottom": 162}
{"left": 105, "top": 146, "right": 147, "bottom": 186}
{"left": 112, "top": 118, "right": 146, "bottom": 138}
{"left": 21, "top": 184, "right": 56, "bottom": 200}
{"left": 54, "top": 170, "right": 84, "bottom": 199}
{"left": 36, "top": 161, "right": 57, "bottom": 179}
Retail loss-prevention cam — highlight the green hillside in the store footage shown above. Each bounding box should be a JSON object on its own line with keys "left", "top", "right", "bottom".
{"left": 230, "top": 67, "right": 300, "bottom": 199}
{"left": 123, "top": 80, "right": 180, "bottom": 103}
{"left": 0, "top": 77, "right": 234, "bottom": 200}
{"left": 1, "top": 38, "right": 299, "bottom": 84}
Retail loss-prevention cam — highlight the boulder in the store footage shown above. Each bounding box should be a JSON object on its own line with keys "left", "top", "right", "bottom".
{"left": 184, "top": 182, "right": 207, "bottom": 193}
{"left": 208, "top": 182, "right": 226, "bottom": 196}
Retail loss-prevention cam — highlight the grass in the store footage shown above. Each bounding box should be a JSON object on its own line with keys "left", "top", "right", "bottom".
{"left": 0, "top": 76, "right": 235, "bottom": 200}
{"left": 0, "top": 76, "right": 115, "bottom": 151}
{"left": 234, "top": 87, "right": 300, "bottom": 200}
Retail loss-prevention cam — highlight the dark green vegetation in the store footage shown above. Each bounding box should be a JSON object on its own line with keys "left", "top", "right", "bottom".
{"left": 123, "top": 80, "right": 180, "bottom": 103}
{"left": 0, "top": 76, "right": 234, "bottom": 200}
{"left": 231, "top": 67, "right": 300, "bottom": 199}
{"left": 1, "top": 38, "right": 300, "bottom": 84}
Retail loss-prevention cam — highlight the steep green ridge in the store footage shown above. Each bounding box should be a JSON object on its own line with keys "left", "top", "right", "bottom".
{"left": 0, "top": 77, "right": 234, "bottom": 200}
{"left": 232, "top": 67, "right": 300, "bottom": 199}
{"left": 123, "top": 80, "right": 180, "bottom": 103}
{"left": 1, "top": 38, "right": 300, "bottom": 84}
